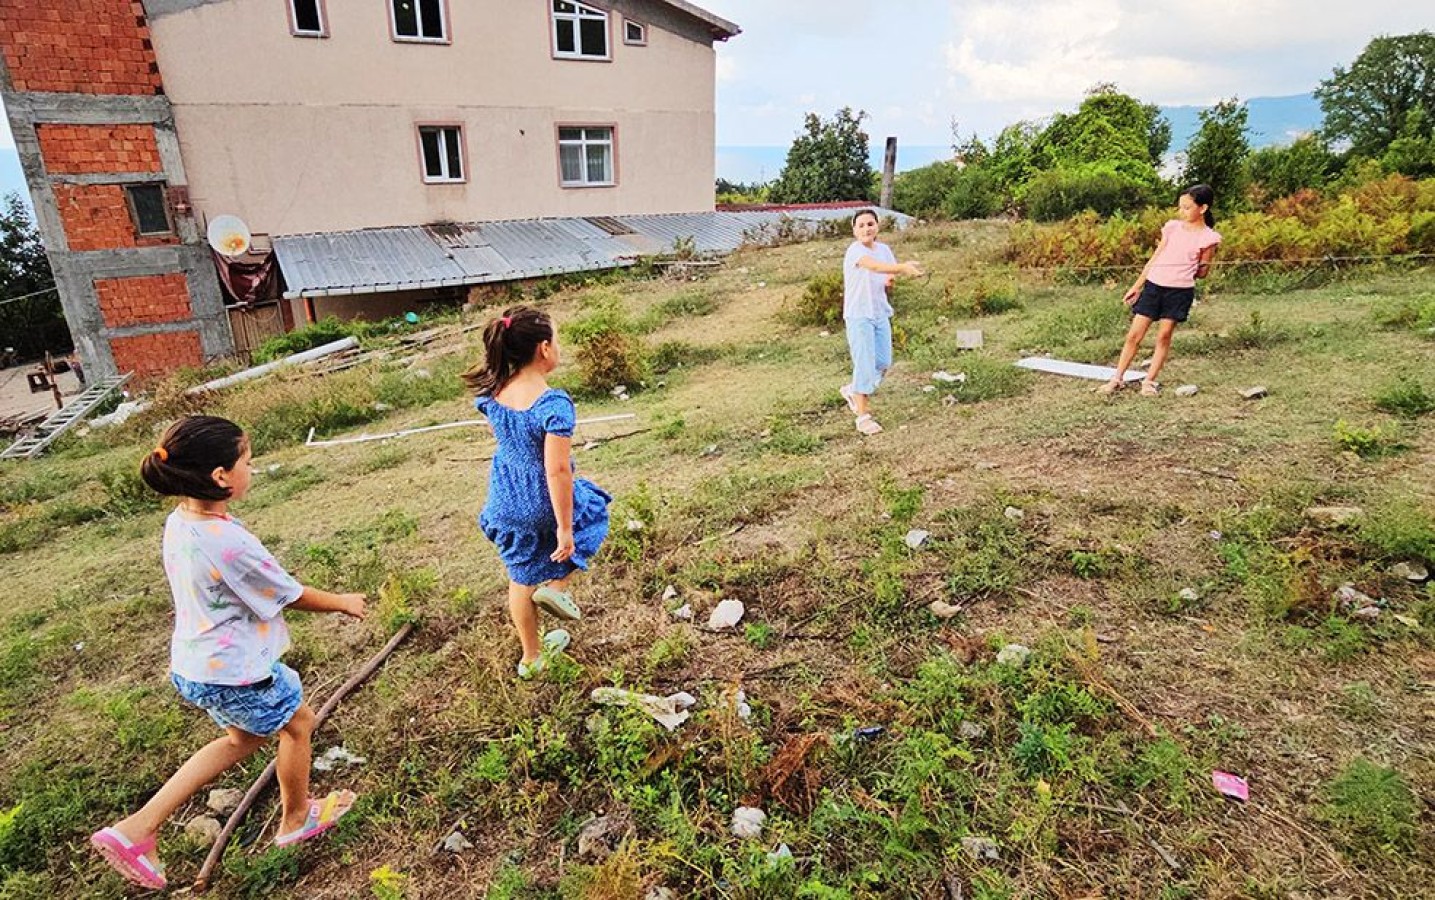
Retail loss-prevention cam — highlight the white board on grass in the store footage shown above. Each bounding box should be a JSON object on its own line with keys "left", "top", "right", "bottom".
{"left": 1015, "top": 357, "right": 1144, "bottom": 382}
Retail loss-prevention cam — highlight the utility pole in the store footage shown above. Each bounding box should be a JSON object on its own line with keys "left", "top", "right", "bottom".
{"left": 879, "top": 137, "right": 897, "bottom": 209}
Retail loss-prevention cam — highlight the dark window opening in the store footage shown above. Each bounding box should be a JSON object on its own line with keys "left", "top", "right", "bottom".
{"left": 624, "top": 21, "right": 646, "bottom": 44}
{"left": 126, "top": 184, "right": 171, "bottom": 235}
{"left": 419, "top": 126, "right": 464, "bottom": 182}
{"left": 291, "top": 0, "right": 322, "bottom": 34}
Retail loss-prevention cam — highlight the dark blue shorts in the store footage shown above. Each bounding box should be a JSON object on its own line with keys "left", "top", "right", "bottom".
{"left": 172, "top": 662, "right": 304, "bottom": 738}
{"left": 1131, "top": 282, "right": 1195, "bottom": 323}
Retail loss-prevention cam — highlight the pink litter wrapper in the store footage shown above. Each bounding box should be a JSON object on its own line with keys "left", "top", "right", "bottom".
{"left": 1212, "top": 770, "right": 1249, "bottom": 802}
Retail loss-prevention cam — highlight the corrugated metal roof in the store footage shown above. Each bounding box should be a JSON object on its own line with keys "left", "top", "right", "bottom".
{"left": 273, "top": 208, "right": 912, "bottom": 299}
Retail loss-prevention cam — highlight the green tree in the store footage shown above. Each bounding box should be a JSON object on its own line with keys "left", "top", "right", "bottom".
{"left": 1182, "top": 98, "right": 1250, "bottom": 207}
{"left": 1316, "top": 32, "right": 1434, "bottom": 158}
{"left": 1246, "top": 134, "right": 1336, "bottom": 198}
{"left": 769, "top": 108, "right": 874, "bottom": 204}
{"left": 0, "top": 193, "right": 66, "bottom": 361}
{"left": 1380, "top": 108, "right": 1435, "bottom": 178}
{"left": 890, "top": 161, "right": 961, "bottom": 219}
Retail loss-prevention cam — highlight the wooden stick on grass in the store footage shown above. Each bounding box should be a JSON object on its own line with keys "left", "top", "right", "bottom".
{"left": 193, "top": 622, "right": 416, "bottom": 892}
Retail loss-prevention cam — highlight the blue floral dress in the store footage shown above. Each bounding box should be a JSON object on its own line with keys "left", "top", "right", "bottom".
{"left": 476, "top": 388, "right": 611, "bottom": 586}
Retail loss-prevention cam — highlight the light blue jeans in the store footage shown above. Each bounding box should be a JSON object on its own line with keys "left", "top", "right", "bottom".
{"left": 845, "top": 316, "right": 892, "bottom": 395}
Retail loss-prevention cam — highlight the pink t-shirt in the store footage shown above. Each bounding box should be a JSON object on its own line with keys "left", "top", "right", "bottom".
{"left": 1147, "top": 220, "right": 1221, "bottom": 288}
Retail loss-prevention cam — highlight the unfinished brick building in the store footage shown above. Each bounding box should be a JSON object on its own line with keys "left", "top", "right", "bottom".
{"left": 0, "top": 0, "right": 231, "bottom": 383}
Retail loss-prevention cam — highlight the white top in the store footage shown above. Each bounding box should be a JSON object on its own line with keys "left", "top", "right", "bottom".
{"left": 163, "top": 509, "right": 303, "bottom": 685}
{"left": 843, "top": 240, "right": 896, "bottom": 320}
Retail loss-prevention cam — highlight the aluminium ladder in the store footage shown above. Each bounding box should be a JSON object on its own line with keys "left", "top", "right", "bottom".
{"left": 0, "top": 373, "right": 132, "bottom": 460}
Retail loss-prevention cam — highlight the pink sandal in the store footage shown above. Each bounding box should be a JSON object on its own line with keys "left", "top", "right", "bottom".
{"left": 855, "top": 414, "right": 883, "bottom": 436}
{"left": 90, "top": 827, "right": 166, "bottom": 890}
{"left": 275, "top": 790, "right": 357, "bottom": 847}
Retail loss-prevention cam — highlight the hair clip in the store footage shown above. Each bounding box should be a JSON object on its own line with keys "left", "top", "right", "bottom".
{"left": 500, "top": 316, "right": 513, "bottom": 328}
{"left": 153, "top": 446, "right": 169, "bottom": 461}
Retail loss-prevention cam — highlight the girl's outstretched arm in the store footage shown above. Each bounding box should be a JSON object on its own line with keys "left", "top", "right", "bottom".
{"left": 289, "top": 586, "right": 366, "bottom": 618}
{"left": 544, "top": 433, "right": 576, "bottom": 562}
{"left": 1123, "top": 236, "right": 1168, "bottom": 304}
{"left": 856, "top": 255, "right": 924, "bottom": 277}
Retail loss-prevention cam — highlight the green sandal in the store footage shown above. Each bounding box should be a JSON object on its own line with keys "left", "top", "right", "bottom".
{"left": 517, "top": 629, "right": 571, "bottom": 680}
{"left": 533, "top": 585, "right": 581, "bottom": 621}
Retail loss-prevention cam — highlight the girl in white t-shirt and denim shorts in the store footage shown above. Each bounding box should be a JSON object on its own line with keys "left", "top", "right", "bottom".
{"left": 838, "top": 209, "right": 924, "bottom": 435}
{"left": 1098, "top": 184, "right": 1221, "bottom": 397}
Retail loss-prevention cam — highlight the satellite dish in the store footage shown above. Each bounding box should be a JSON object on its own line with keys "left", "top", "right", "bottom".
{"left": 207, "top": 214, "right": 252, "bottom": 257}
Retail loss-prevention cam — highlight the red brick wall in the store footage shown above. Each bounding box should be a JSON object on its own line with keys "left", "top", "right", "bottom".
{"left": 0, "top": 1, "right": 162, "bottom": 95}
{"left": 53, "top": 183, "right": 176, "bottom": 251}
{"left": 37, "top": 124, "right": 163, "bottom": 174}
{"left": 95, "top": 274, "right": 191, "bottom": 328}
{"left": 110, "top": 330, "right": 203, "bottom": 382}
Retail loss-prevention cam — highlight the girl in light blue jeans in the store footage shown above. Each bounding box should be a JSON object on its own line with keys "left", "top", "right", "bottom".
{"left": 839, "top": 210, "right": 924, "bottom": 435}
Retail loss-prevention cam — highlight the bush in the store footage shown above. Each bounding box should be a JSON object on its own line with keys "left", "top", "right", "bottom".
{"left": 1357, "top": 498, "right": 1435, "bottom": 563}
{"left": 943, "top": 165, "right": 1005, "bottom": 220}
{"left": 1024, "top": 166, "right": 1157, "bottom": 222}
{"left": 1332, "top": 420, "right": 1402, "bottom": 459}
{"left": 251, "top": 317, "right": 358, "bottom": 364}
{"left": 560, "top": 302, "right": 648, "bottom": 394}
{"left": 1373, "top": 378, "right": 1434, "bottom": 418}
{"left": 891, "top": 161, "right": 961, "bottom": 219}
{"left": 1320, "top": 759, "right": 1419, "bottom": 856}
{"left": 790, "top": 270, "right": 844, "bottom": 327}
{"left": 946, "top": 274, "right": 1022, "bottom": 317}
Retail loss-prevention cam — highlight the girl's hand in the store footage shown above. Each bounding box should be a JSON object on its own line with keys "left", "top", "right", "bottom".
{"left": 884, "top": 274, "right": 896, "bottom": 288}
{"left": 337, "top": 593, "right": 367, "bottom": 620}
{"left": 903, "top": 261, "right": 925, "bottom": 277}
{"left": 551, "top": 527, "right": 575, "bottom": 563}
{"left": 1123, "top": 284, "right": 1141, "bottom": 306}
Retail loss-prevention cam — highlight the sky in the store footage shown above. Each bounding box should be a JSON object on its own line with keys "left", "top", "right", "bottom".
{"left": 702, "top": 0, "right": 1430, "bottom": 146}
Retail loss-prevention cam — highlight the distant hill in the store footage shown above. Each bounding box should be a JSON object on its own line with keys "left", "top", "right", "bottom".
{"left": 718, "top": 93, "right": 1325, "bottom": 184}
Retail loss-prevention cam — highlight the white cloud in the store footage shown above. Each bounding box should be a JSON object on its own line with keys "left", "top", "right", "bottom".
{"left": 943, "top": 0, "right": 1434, "bottom": 109}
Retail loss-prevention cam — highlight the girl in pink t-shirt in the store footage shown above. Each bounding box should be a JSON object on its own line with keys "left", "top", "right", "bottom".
{"left": 1097, "top": 184, "right": 1221, "bottom": 396}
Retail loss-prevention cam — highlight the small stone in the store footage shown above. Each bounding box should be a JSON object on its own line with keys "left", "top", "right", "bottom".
{"left": 661, "top": 585, "right": 679, "bottom": 602}
{"left": 932, "top": 370, "right": 967, "bottom": 384}
{"left": 701, "top": 444, "right": 720, "bottom": 457}
{"left": 1334, "top": 584, "right": 1376, "bottom": 608}
{"left": 904, "top": 529, "right": 930, "bottom": 550}
{"left": 818, "top": 330, "right": 831, "bottom": 337}
{"left": 313, "top": 745, "right": 367, "bottom": 772}
{"left": 731, "top": 806, "right": 766, "bottom": 839}
{"left": 1393, "top": 614, "right": 1420, "bottom": 628}
{"left": 1353, "top": 605, "right": 1382, "bottom": 621}
{"left": 373, "top": 401, "right": 392, "bottom": 411}
{"left": 442, "top": 831, "right": 474, "bottom": 853}
{"left": 184, "top": 816, "right": 222, "bottom": 846}
{"left": 928, "top": 600, "right": 963, "bottom": 619}
{"left": 1003, "top": 506, "right": 1025, "bottom": 521}
{"left": 756, "top": 281, "right": 767, "bottom": 288}
{"left": 671, "top": 603, "right": 693, "bottom": 620}
{"left": 206, "top": 788, "right": 244, "bottom": 815}
{"left": 996, "top": 643, "right": 1031, "bottom": 667}
{"left": 611, "top": 385, "right": 628, "bottom": 397}
{"left": 73, "top": 642, "right": 85, "bottom": 652}
{"left": 958, "top": 721, "right": 987, "bottom": 740}
{"left": 577, "top": 815, "right": 625, "bottom": 861}
{"left": 625, "top": 519, "right": 645, "bottom": 532}
{"left": 1389, "top": 561, "right": 1429, "bottom": 582}
{"left": 1178, "top": 587, "right": 1200, "bottom": 602}
{"left": 922, "top": 385, "right": 937, "bottom": 393}
{"left": 767, "top": 843, "right": 794, "bottom": 864}
{"left": 974, "top": 461, "right": 999, "bottom": 471}
{"left": 1306, "top": 505, "right": 1364, "bottom": 527}
{"left": 647, "top": 888, "right": 677, "bottom": 900}
{"left": 955, "top": 329, "right": 984, "bottom": 350}
{"left": 1175, "top": 384, "right": 1199, "bottom": 397}
{"left": 941, "top": 394, "right": 959, "bottom": 407}
{"left": 708, "top": 599, "right": 745, "bottom": 629}
{"left": 961, "top": 836, "right": 1000, "bottom": 861}
{"left": 1239, "top": 386, "right": 1268, "bottom": 400}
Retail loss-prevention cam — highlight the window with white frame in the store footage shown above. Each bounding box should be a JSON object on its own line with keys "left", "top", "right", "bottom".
{"left": 289, "top": 0, "right": 325, "bottom": 36}
{"left": 552, "top": 1, "right": 609, "bottom": 59}
{"left": 558, "top": 127, "right": 614, "bottom": 186}
{"left": 418, "top": 126, "right": 464, "bottom": 182}
{"left": 392, "top": 0, "right": 446, "bottom": 41}
{"left": 623, "top": 19, "right": 647, "bottom": 45}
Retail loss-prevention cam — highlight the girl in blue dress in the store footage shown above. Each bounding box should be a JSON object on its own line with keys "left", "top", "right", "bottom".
{"left": 462, "top": 306, "right": 612, "bottom": 678}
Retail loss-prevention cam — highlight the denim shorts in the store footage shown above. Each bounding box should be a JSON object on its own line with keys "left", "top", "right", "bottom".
{"left": 172, "top": 662, "right": 304, "bottom": 738}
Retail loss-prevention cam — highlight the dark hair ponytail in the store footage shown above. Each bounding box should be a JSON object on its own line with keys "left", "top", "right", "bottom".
{"left": 461, "top": 305, "right": 555, "bottom": 396}
{"left": 1184, "top": 184, "right": 1216, "bottom": 227}
{"left": 139, "top": 415, "right": 247, "bottom": 501}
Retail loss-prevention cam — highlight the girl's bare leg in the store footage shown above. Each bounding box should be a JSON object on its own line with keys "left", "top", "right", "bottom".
{"left": 508, "top": 581, "right": 541, "bottom": 663}
{"left": 275, "top": 704, "right": 318, "bottom": 835}
{"left": 1145, "top": 319, "right": 1178, "bottom": 384}
{"left": 1113, "top": 315, "right": 1154, "bottom": 379}
{"left": 112, "top": 727, "right": 266, "bottom": 841}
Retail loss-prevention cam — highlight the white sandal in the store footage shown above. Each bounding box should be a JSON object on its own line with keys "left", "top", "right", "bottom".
{"left": 855, "top": 414, "right": 883, "bottom": 436}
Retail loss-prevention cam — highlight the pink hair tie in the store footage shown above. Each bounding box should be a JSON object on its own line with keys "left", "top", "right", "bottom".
{"left": 500, "top": 316, "right": 512, "bottom": 328}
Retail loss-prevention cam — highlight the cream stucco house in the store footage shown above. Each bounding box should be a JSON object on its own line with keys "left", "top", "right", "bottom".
{"left": 152, "top": 0, "right": 740, "bottom": 235}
